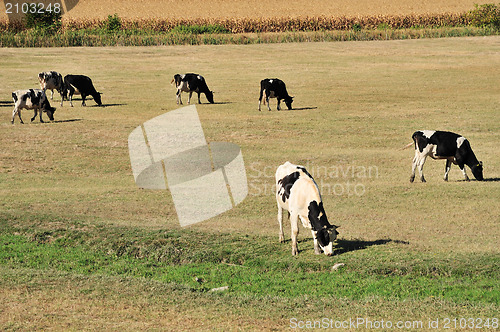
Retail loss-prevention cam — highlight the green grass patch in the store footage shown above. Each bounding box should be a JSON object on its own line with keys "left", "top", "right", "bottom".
{"left": 0, "top": 214, "right": 498, "bottom": 304}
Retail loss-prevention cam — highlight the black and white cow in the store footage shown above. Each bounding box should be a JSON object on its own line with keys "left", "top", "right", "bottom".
{"left": 259, "top": 78, "right": 294, "bottom": 111}
{"left": 63, "top": 74, "right": 102, "bottom": 107}
{"left": 38, "top": 71, "right": 64, "bottom": 105}
{"left": 11, "top": 89, "right": 56, "bottom": 124}
{"left": 407, "top": 130, "right": 484, "bottom": 182}
{"left": 276, "top": 161, "right": 339, "bottom": 256}
{"left": 172, "top": 73, "right": 214, "bottom": 105}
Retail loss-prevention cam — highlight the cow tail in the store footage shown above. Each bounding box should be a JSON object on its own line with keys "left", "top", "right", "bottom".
{"left": 12, "top": 92, "right": 18, "bottom": 103}
{"left": 402, "top": 142, "right": 414, "bottom": 150}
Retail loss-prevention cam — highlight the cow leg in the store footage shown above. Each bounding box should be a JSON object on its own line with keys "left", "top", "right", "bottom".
{"left": 197, "top": 92, "right": 202, "bottom": 104}
{"left": 459, "top": 165, "right": 470, "bottom": 181}
{"left": 444, "top": 159, "right": 452, "bottom": 181}
{"left": 266, "top": 96, "right": 271, "bottom": 111}
{"left": 31, "top": 108, "right": 38, "bottom": 122}
{"left": 258, "top": 89, "right": 263, "bottom": 111}
{"left": 38, "top": 107, "right": 45, "bottom": 123}
{"left": 290, "top": 212, "right": 299, "bottom": 255}
{"left": 12, "top": 107, "right": 23, "bottom": 124}
{"left": 187, "top": 91, "right": 193, "bottom": 104}
{"left": 416, "top": 155, "right": 427, "bottom": 182}
{"left": 277, "top": 203, "right": 284, "bottom": 243}
{"left": 176, "top": 90, "right": 183, "bottom": 105}
{"left": 81, "top": 94, "right": 86, "bottom": 106}
{"left": 69, "top": 93, "right": 74, "bottom": 107}
{"left": 311, "top": 230, "right": 321, "bottom": 254}
{"left": 410, "top": 150, "right": 418, "bottom": 182}
{"left": 277, "top": 99, "right": 281, "bottom": 111}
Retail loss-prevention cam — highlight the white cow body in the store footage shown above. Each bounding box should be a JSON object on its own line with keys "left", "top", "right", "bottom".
{"left": 275, "top": 161, "right": 338, "bottom": 256}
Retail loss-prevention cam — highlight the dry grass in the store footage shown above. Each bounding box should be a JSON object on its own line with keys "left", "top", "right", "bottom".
{"left": 0, "top": 38, "right": 498, "bottom": 330}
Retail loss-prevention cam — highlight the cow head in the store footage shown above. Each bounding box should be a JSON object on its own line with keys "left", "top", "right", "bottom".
{"left": 284, "top": 96, "right": 294, "bottom": 110}
{"left": 42, "top": 99, "right": 56, "bottom": 121}
{"left": 93, "top": 92, "right": 102, "bottom": 106}
{"left": 316, "top": 225, "right": 339, "bottom": 256}
{"left": 205, "top": 90, "right": 214, "bottom": 104}
{"left": 471, "top": 161, "right": 484, "bottom": 181}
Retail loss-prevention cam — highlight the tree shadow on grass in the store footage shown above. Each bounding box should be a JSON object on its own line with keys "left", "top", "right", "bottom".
{"left": 333, "top": 238, "right": 409, "bottom": 255}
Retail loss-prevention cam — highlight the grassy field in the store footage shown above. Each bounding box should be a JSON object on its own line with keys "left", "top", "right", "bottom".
{"left": 0, "top": 37, "right": 499, "bottom": 330}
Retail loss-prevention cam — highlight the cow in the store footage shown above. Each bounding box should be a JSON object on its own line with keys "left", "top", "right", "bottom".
{"left": 406, "top": 130, "right": 484, "bottom": 182}
{"left": 11, "top": 89, "right": 56, "bottom": 124}
{"left": 259, "top": 78, "right": 294, "bottom": 111}
{"left": 276, "top": 161, "right": 339, "bottom": 256}
{"left": 62, "top": 74, "right": 102, "bottom": 107}
{"left": 172, "top": 73, "right": 214, "bottom": 105}
{"left": 38, "top": 71, "right": 64, "bottom": 105}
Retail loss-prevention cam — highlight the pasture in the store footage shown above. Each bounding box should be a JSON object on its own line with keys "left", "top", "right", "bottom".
{"left": 0, "top": 37, "right": 499, "bottom": 330}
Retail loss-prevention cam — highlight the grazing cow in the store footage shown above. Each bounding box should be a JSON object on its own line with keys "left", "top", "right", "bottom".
{"left": 63, "top": 74, "right": 102, "bottom": 107}
{"left": 38, "top": 71, "right": 64, "bottom": 105}
{"left": 276, "top": 161, "right": 339, "bottom": 256}
{"left": 172, "top": 73, "right": 214, "bottom": 105}
{"left": 11, "top": 89, "right": 56, "bottom": 124}
{"left": 259, "top": 78, "right": 294, "bottom": 111}
{"left": 406, "top": 130, "right": 484, "bottom": 182}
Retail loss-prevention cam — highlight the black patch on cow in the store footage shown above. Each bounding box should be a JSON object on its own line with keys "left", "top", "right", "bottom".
{"left": 296, "top": 166, "right": 313, "bottom": 179}
{"left": 307, "top": 201, "right": 331, "bottom": 231}
{"left": 429, "top": 131, "right": 462, "bottom": 157}
{"left": 12, "top": 92, "right": 18, "bottom": 103}
{"left": 308, "top": 201, "right": 333, "bottom": 247}
{"left": 29, "top": 89, "right": 41, "bottom": 105}
{"left": 412, "top": 131, "right": 428, "bottom": 153}
{"left": 316, "top": 228, "right": 330, "bottom": 247}
{"left": 277, "top": 171, "right": 300, "bottom": 203}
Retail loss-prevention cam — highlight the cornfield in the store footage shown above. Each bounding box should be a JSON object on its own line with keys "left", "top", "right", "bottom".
{"left": 0, "top": 13, "right": 472, "bottom": 33}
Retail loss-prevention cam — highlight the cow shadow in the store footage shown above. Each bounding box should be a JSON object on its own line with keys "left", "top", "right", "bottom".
{"left": 292, "top": 238, "right": 408, "bottom": 255}
{"left": 483, "top": 177, "right": 500, "bottom": 182}
{"left": 333, "top": 238, "right": 409, "bottom": 255}
{"left": 97, "top": 103, "right": 126, "bottom": 107}
{"left": 292, "top": 107, "right": 318, "bottom": 111}
{"left": 54, "top": 119, "right": 83, "bottom": 123}
{"left": 0, "top": 101, "right": 13, "bottom": 107}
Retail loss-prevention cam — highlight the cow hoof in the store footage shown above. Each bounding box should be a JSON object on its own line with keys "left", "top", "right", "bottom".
{"left": 409, "top": 176, "right": 415, "bottom": 183}
{"left": 421, "top": 178, "right": 426, "bottom": 183}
